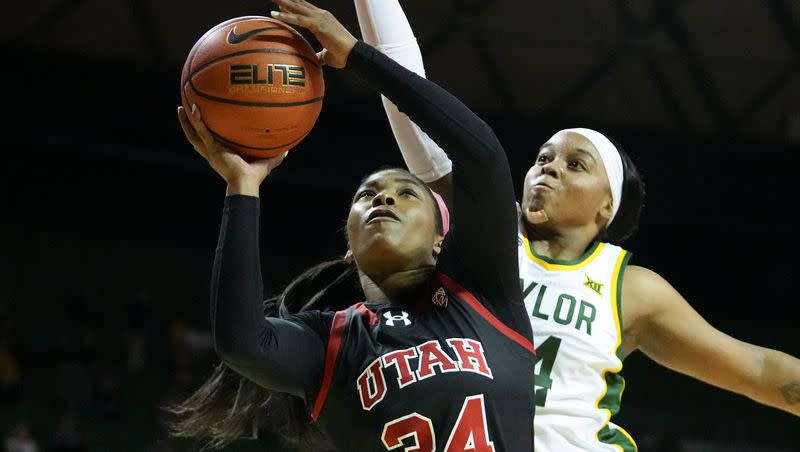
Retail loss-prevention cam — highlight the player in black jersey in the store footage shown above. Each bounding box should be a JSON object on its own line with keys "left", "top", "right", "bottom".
{"left": 171, "top": 0, "right": 535, "bottom": 450}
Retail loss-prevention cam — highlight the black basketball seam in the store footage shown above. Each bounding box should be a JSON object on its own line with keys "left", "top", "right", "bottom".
{"left": 207, "top": 126, "right": 310, "bottom": 151}
{"left": 188, "top": 49, "right": 320, "bottom": 80}
{"left": 184, "top": 26, "right": 215, "bottom": 91}
{"left": 187, "top": 80, "right": 324, "bottom": 107}
{"left": 183, "top": 19, "right": 231, "bottom": 98}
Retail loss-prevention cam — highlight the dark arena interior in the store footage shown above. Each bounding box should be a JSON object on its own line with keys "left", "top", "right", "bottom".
{"left": 1, "top": 0, "right": 798, "bottom": 451}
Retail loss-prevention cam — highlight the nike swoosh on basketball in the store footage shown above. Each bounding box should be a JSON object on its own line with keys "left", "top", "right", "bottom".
{"left": 226, "top": 26, "right": 281, "bottom": 44}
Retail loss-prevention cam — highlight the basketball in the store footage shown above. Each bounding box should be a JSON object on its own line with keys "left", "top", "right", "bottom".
{"left": 181, "top": 16, "right": 325, "bottom": 158}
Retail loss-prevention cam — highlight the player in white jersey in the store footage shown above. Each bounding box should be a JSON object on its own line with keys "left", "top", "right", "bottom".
{"left": 352, "top": 1, "right": 800, "bottom": 450}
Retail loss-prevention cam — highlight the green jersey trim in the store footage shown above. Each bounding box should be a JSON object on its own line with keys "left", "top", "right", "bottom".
{"left": 595, "top": 250, "right": 637, "bottom": 451}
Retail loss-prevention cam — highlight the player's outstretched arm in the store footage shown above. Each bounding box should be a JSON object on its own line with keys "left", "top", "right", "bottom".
{"left": 274, "top": 0, "right": 528, "bottom": 337}
{"left": 622, "top": 265, "right": 800, "bottom": 416}
{"left": 178, "top": 105, "right": 326, "bottom": 400}
{"left": 354, "top": 0, "right": 453, "bottom": 196}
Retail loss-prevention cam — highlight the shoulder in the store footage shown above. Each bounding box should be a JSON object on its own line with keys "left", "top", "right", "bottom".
{"left": 620, "top": 265, "right": 690, "bottom": 350}
{"left": 622, "top": 265, "right": 664, "bottom": 292}
{"left": 283, "top": 310, "right": 337, "bottom": 338}
{"left": 621, "top": 265, "right": 680, "bottom": 307}
{"left": 619, "top": 265, "right": 674, "bottom": 343}
{"left": 621, "top": 265, "right": 673, "bottom": 312}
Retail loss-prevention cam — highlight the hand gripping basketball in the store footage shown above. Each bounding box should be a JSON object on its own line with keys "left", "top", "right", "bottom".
{"left": 271, "top": 0, "right": 358, "bottom": 68}
{"left": 178, "top": 104, "right": 287, "bottom": 195}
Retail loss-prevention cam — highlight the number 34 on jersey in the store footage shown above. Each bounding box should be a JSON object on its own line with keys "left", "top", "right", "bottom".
{"left": 382, "top": 394, "right": 496, "bottom": 452}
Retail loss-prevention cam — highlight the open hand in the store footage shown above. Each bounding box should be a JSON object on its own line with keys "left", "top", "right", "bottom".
{"left": 271, "top": 0, "right": 358, "bottom": 68}
{"left": 177, "top": 104, "right": 287, "bottom": 196}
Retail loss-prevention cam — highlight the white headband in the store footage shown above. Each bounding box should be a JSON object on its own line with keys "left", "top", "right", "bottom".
{"left": 556, "top": 128, "right": 624, "bottom": 225}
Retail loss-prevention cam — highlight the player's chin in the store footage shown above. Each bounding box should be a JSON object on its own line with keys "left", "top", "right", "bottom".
{"left": 522, "top": 196, "right": 548, "bottom": 215}
{"left": 356, "top": 222, "right": 425, "bottom": 257}
{"left": 358, "top": 231, "right": 405, "bottom": 257}
{"left": 355, "top": 242, "right": 413, "bottom": 275}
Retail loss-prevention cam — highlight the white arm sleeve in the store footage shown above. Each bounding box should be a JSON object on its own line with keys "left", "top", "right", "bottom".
{"left": 354, "top": 0, "right": 452, "bottom": 183}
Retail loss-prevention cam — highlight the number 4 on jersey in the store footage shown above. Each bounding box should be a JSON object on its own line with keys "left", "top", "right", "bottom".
{"left": 534, "top": 336, "right": 562, "bottom": 407}
{"left": 381, "top": 394, "right": 495, "bottom": 451}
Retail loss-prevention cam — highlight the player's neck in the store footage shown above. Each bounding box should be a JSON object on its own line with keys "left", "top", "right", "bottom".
{"left": 359, "top": 266, "right": 435, "bottom": 306}
{"left": 526, "top": 222, "right": 597, "bottom": 262}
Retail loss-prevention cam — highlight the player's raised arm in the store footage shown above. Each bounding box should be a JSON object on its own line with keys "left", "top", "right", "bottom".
{"left": 273, "top": 0, "right": 526, "bottom": 335}
{"left": 623, "top": 265, "right": 800, "bottom": 416}
{"left": 178, "top": 105, "right": 326, "bottom": 400}
{"left": 354, "top": 0, "right": 453, "bottom": 194}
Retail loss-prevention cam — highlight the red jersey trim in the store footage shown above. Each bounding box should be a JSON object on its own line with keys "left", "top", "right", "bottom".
{"left": 354, "top": 302, "right": 379, "bottom": 325}
{"left": 311, "top": 309, "right": 348, "bottom": 422}
{"left": 436, "top": 272, "right": 536, "bottom": 356}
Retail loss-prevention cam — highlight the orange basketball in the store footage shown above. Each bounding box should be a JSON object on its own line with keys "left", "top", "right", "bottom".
{"left": 181, "top": 16, "right": 324, "bottom": 158}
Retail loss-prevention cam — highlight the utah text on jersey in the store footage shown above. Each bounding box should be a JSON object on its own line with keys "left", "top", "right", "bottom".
{"left": 357, "top": 338, "right": 493, "bottom": 410}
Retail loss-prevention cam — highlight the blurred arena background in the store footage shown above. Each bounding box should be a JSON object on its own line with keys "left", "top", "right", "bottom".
{"left": 0, "top": 0, "right": 798, "bottom": 451}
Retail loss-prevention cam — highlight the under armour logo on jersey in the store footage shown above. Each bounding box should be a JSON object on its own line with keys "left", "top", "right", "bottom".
{"left": 583, "top": 274, "right": 604, "bottom": 296}
{"left": 383, "top": 311, "right": 411, "bottom": 326}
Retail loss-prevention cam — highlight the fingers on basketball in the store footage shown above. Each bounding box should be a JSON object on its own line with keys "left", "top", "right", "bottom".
{"left": 275, "top": 0, "right": 316, "bottom": 15}
{"left": 177, "top": 107, "right": 207, "bottom": 156}
{"left": 273, "top": 0, "right": 327, "bottom": 31}
{"left": 187, "top": 105, "right": 215, "bottom": 147}
{"left": 271, "top": 11, "right": 310, "bottom": 30}
{"left": 315, "top": 50, "right": 327, "bottom": 66}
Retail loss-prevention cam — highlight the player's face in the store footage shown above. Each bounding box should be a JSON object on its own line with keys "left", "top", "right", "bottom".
{"left": 521, "top": 131, "right": 614, "bottom": 231}
{"left": 346, "top": 169, "right": 443, "bottom": 277}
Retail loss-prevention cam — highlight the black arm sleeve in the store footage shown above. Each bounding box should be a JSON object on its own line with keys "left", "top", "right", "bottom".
{"left": 210, "top": 195, "right": 328, "bottom": 401}
{"left": 347, "top": 42, "right": 526, "bottom": 335}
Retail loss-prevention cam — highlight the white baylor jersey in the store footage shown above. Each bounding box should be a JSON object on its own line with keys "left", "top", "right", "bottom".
{"left": 518, "top": 224, "right": 637, "bottom": 452}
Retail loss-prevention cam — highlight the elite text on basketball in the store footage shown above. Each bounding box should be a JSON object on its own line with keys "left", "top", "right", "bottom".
{"left": 230, "top": 64, "right": 306, "bottom": 87}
